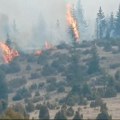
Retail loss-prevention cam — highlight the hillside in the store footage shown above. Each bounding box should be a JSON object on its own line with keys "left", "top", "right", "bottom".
{"left": 0, "top": 40, "right": 120, "bottom": 119}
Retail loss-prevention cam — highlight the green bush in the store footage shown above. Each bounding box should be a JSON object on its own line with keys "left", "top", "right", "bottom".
{"left": 26, "top": 64, "right": 31, "bottom": 71}
{"left": 57, "top": 86, "right": 65, "bottom": 93}
{"left": 39, "top": 105, "right": 50, "bottom": 119}
{"left": 66, "top": 107, "right": 74, "bottom": 117}
{"left": 0, "top": 100, "right": 7, "bottom": 113}
{"left": 32, "top": 97, "right": 41, "bottom": 103}
{"left": 30, "top": 83, "right": 38, "bottom": 90}
{"left": 0, "top": 70, "right": 8, "bottom": 100}
{"left": 7, "top": 61, "right": 21, "bottom": 74}
{"left": 13, "top": 88, "right": 31, "bottom": 101}
{"left": 30, "top": 72, "right": 40, "bottom": 79}
{"left": 9, "top": 77, "right": 27, "bottom": 89}
{"left": 104, "top": 87, "right": 117, "bottom": 98}
{"left": 25, "top": 102, "right": 35, "bottom": 113}
{"left": 41, "top": 64, "right": 56, "bottom": 76}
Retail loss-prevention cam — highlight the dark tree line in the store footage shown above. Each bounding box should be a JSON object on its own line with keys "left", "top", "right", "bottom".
{"left": 96, "top": 5, "right": 120, "bottom": 39}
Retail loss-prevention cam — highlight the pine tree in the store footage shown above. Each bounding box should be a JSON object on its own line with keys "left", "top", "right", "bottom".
{"left": 1, "top": 107, "right": 25, "bottom": 119}
{"left": 87, "top": 43, "right": 100, "bottom": 74}
{"left": 75, "top": 0, "right": 85, "bottom": 24}
{"left": 54, "top": 109, "right": 67, "bottom": 120}
{"left": 96, "top": 111, "right": 112, "bottom": 120}
{"left": 109, "top": 13, "right": 115, "bottom": 38}
{"left": 115, "top": 5, "right": 120, "bottom": 38}
{"left": 73, "top": 111, "right": 83, "bottom": 120}
{"left": 39, "top": 105, "right": 50, "bottom": 120}
{"left": 96, "top": 7, "right": 106, "bottom": 39}
{"left": 0, "top": 69, "right": 8, "bottom": 113}
{"left": 75, "top": 0, "right": 87, "bottom": 40}
{"left": 6, "top": 33, "right": 12, "bottom": 47}
{"left": 96, "top": 103, "right": 112, "bottom": 120}
{"left": 105, "top": 13, "right": 115, "bottom": 39}
{"left": 96, "top": 17, "right": 99, "bottom": 39}
{"left": 0, "top": 70, "right": 8, "bottom": 100}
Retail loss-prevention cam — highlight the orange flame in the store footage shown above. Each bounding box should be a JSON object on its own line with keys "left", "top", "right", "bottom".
{"left": 0, "top": 41, "right": 19, "bottom": 64}
{"left": 35, "top": 50, "right": 43, "bottom": 56}
{"left": 66, "top": 4, "right": 80, "bottom": 42}
{"left": 45, "top": 41, "right": 52, "bottom": 50}
{"left": 35, "top": 41, "right": 54, "bottom": 56}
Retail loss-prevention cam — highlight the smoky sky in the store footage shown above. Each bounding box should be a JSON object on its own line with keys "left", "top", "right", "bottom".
{"left": 0, "top": 0, "right": 120, "bottom": 30}
{"left": 0, "top": 0, "right": 120, "bottom": 48}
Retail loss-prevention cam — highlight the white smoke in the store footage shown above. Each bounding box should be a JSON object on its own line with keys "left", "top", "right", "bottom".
{"left": 0, "top": 0, "right": 120, "bottom": 50}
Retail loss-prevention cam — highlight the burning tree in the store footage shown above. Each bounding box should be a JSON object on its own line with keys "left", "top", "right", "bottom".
{"left": 0, "top": 41, "right": 19, "bottom": 64}
{"left": 66, "top": 4, "right": 80, "bottom": 43}
{"left": 66, "top": 4, "right": 84, "bottom": 86}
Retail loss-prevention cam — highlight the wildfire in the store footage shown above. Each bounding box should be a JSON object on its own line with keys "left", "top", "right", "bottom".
{"left": 35, "top": 41, "right": 53, "bottom": 56}
{"left": 66, "top": 4, "right": 80, "bottom": 42}
{"left": 0, "top": 41, "right": 19, "bottom": 64}
{"left": 45, "top": 41, "right": 52, "bottom": 50}
{"left": 35, "top": 50, "right": 42, "bottom": 56}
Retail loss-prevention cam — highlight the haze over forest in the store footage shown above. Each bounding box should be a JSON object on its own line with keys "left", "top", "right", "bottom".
{"left": 1, "top": 0, "right": 120, "bottom": 119}
{"left": 0, "top": 0, "right": 120, "bottom": 49}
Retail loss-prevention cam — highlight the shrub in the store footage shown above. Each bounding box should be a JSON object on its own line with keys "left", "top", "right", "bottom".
{"left": 46, "top": 82, "right": 57, "bottom": 92}
{"left": 38, "top": 82, "right": 45, "bottom": 89}
{"left": 27, "top": 55, "right": 37, "bottom": 63}
{"left": 30, "top": 72, "right": 40, "bottom": 79}
{"left": 109, "top": 63, "right": 120, "bottom": 69}
{"left": 1, "top": 108, "right": 25, "bottom": 119}
{"left": 13, "top": 88, "right": 31, "bottom": 101}
{"left": 39, "top": 105, "right": 50, "bottom": 119}
{"left": 57, "top": 86, "right": 65, "bottom": 93}
{"left": 34, "top": 91, "right": 40, "bottom": 97}
{"left": 56, "top": 42, "right": 69, "bottom": 49}
{"left": 46, "top": 102, "right": 57, "bottom": 110}
{"left": 35, "top": 104, "right": 41, "bottom": 110}
{"left": 104, "top": 87, "right": 117, "bottom": 98}
{"left": 46, "top": 86, "right": 56, "bottom": 92}
{"left": 96, "top": 111, "right": 111, "bottom": 120}
{"left": 73, "top": 111, "right": 83, "bottom": 120}
{"left": 66, "top": 107, "right": 74, "bottom": 117}
{"left": 0, "top": 100, "right": 7, "bottom": 113}
{"left": 41, "top": 64, "right": 56, "bottom": 76}
{"left": 37, "top": 51, "right": 50, "bottom": 65}
{"left": 25, "top": 102, "right": 35, "bottom": 113}
{"left": 78, "top": 97, "right": 88, "bottom": 105}
{"left": 115, "top": 70, "right": 120, "bottom": 80}
{"left": 7, "top": 61, "right": 21, "bottom": 74}
{"left": 12, "top": 103, "right": 28, "bottom": 118}
{"left": 46, "top": 77, "right": 57, "bottom": 84}
{"left": 0, "top": 70, "right": 8, "bottom": 100}
{"left": 9, "top": 77, "right": 27, "bottom": 89}
{"left": 30, "top": 84, "right": 38, "bottom": 90}
{"left": 90, "top": 97, "right": 103, "bottom": 108}
{"left": 54, "top": 109, "right": 67, "bottom": 120}
{"left": 32, "top": 97, "right": 41, "bottom": 103}
{"left": 26, "top": 64, "right": 31, "bottom": 71}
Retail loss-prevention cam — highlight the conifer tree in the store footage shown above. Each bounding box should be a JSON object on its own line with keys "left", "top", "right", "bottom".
{"left": 115, "top": 5, "right": 120, "bottom": 38}
{"left": 73, "top": 111, "right": 83, "bottom": 120}
{"left": 96, "top": 7, "right": 106, "bottom": 39}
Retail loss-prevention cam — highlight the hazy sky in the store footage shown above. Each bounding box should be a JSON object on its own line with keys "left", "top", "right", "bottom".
{"left": 0, "top": 0, "right": 120, "bottom": 30}
{"left": 0, "top": 0, "right": 120, "bottom": 46}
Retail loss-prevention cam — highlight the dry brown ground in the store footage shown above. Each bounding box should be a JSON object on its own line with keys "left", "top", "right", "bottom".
{"left": 6, "top": 45, "right": 120, "bottom": 119}
{"left": 29, "top": 94, "right": 120, "bottom": 119}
